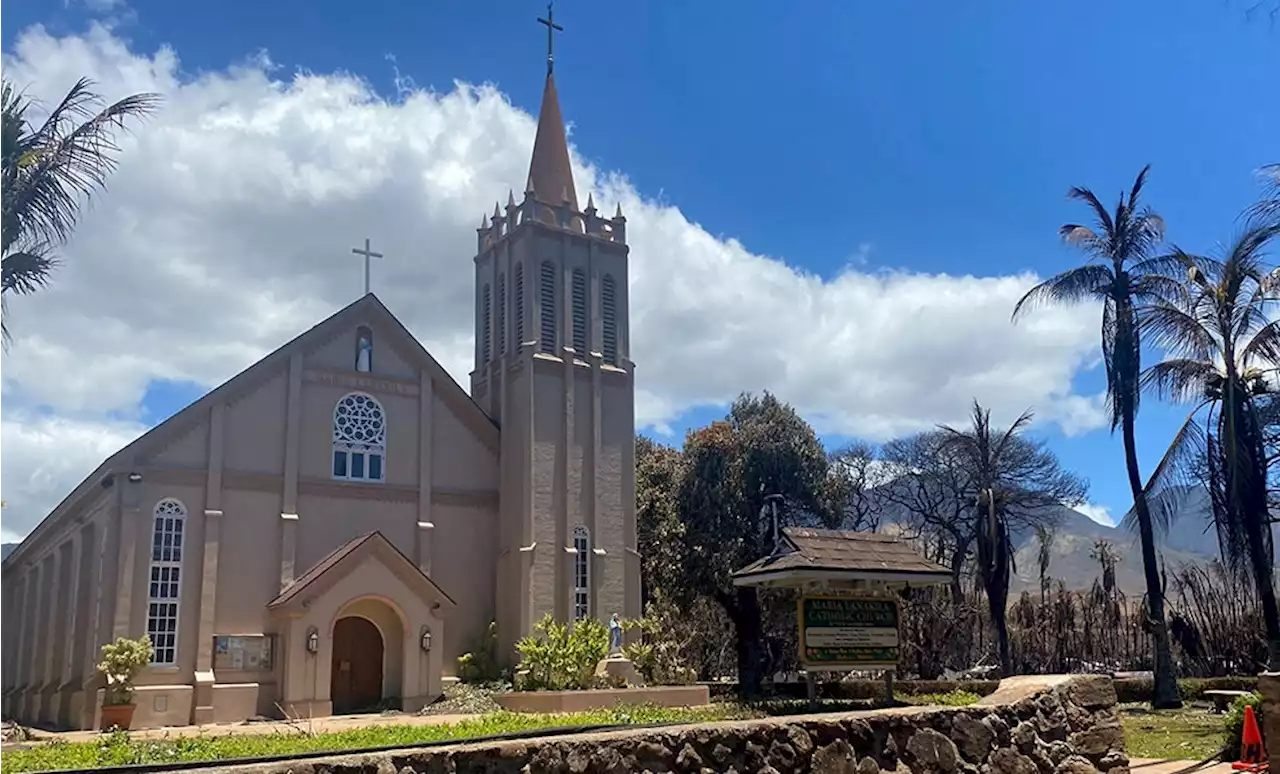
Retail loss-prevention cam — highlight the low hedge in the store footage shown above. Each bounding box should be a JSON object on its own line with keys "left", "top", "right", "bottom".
{"left": 706, "top": 675, "right": 1257, "bottom": 702}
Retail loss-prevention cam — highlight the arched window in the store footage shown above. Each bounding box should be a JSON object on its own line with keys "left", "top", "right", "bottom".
{"left": 147, "top": 499, "right": 186, "bottom": 665}
{"left": 514, "top": 263, "right": 525, "bottom": 347}
{"left": 332, "top": 392, "right": 386, "bottom": 482}
{"left": 354, "top": 326, "right": 373, "bottom": 373}
{"left": 539, "top": 261, "right": 557, "bottom": 355}
{"left": 481, "top": 283, "right": 492, "bottom": 364}
{"left": 573, "top": 525, "right": 590, "bottom": 621}
{"left": 497, "top": 273, "right": 507, "bottom": 357}
{"left": 571, "top": 268, "right": 587, "bottom": 355}
{"left": 601, "top": 274, "right": 618, "bottom": 366}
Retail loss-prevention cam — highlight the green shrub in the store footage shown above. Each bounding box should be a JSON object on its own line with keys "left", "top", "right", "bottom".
{"left": 1112, "top": 676, "right": 1257, "bottom": 704}
{"left": 514, "top": 614, "right": 609, "bottom": 691}
{"left": 457, "top": 621, "right": 503, "bottom": 684}
{"left": 97, "top": 635, "right": 154, "bottom": 706}
{"left": 1223, "top": 692, "right": 1263, "bottom": 762}
{"left": 908, "top": 690, "right": 983, "bottom": 707}
{"left": 622, "top": 601, "right": 697, "bottom": 686}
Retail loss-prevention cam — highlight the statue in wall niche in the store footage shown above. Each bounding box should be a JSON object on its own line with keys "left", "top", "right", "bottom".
{"left": 355, "top": 327, "right": 373, "bottom": 373}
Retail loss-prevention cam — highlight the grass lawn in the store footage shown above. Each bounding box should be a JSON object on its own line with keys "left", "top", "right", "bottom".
{"left": 1119, "top": 704, "right": 1227, "bottom": 761}
{"left": 0, "top": 705, "right": 756, "bottom": 774}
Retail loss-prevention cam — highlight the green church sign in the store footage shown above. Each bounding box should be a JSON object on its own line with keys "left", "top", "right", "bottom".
{"left": 797, "top": 595, "right": 901, "bottom": 669}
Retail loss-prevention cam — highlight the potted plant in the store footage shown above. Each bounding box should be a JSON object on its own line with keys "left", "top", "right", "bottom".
{"left": 96, "top": 635, "right": 153, "bottom": 730}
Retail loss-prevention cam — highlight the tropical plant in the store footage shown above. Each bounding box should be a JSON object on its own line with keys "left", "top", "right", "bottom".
{"left": 456, "top": 621, "right": 504, "bottom": 684}
{"left": 1138, "top": 220, "right": 1280, "bottom": 668}
{"left": 621, "top": 594, "right": 697, "bottom": 686}
{"left": 1, "top": 77, "right": 160, "bottom": 343}
{"left": 513, "top": 614, "right": 609, "bottom": 691}
{"left": 1035, "top": 524, "right": 1056, "bottom": 603}
{"left": 937, "top": 400, "right": 1086, "bottom": 676}
{"left": 1012, "top": 165, "right": 1183, "bottom": 708}
{"left": 96, "top": 635, "right": 153, "bottom": 706}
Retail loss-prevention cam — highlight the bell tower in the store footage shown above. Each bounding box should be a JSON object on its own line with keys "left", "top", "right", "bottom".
{"left": 470, "top": 5, "right": 640, "bottom": 661}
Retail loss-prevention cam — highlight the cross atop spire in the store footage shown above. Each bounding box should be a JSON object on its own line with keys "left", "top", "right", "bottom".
{"left": 525, "top": 2, "right": 578, "bottom": 211}
{"left": 536, "top": 2, "right": 563, "bottom": 76}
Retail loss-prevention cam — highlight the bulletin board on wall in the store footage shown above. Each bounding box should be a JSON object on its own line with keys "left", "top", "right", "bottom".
{"left": 213, "top": 635, "right": 276, "bottom": 671}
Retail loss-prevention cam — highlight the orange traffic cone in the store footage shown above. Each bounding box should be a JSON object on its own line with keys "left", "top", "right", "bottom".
{"left": 1233, "top": 705, "right": 1268, "bottom": 772}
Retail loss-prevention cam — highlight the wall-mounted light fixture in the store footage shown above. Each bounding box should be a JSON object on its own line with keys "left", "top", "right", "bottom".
{"left": 127, "top": 472, "right": 143, "bottom": 483}
{"left": 306, "top": 626, "right": 319, "bottom": 654}
{"left": 419, "top": 626, "right": 432, "bottom": 653}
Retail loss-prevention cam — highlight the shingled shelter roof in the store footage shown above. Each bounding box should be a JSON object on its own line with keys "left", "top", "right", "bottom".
{"left": 732, "top": 526, "right": 952, "bottom": 588}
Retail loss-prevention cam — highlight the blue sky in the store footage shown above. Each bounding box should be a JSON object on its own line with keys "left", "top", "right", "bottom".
{"left": 1, "top": 0, "right": 1276, "bottom": 535}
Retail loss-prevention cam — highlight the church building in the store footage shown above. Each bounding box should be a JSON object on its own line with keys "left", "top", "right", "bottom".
{"left": 0, "top": 40, "right": 640, "bottom": 730}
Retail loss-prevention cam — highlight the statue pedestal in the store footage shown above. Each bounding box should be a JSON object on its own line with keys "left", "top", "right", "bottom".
{"left": 595, "top": 653, "right": 644, "bottom": 688}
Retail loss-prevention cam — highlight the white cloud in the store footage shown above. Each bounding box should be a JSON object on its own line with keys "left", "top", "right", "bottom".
{"left": 0, "top": 22, "right": 1106, "bottom": 540}
{"left": 1073, "top": 503, "right": 1116, "bottom": 527}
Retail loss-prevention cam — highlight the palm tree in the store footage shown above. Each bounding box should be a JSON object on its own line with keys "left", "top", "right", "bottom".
{"left": 2, "top": 77, "right": 161, "bottom": 343}
{"left": 1250, "top": 164, "right": 1279, "bottom": 227}
{"left": 938, "top": 400, "right": 1086, "bottom": 676}
{"left": 1140, "top": 221, "right": 1280, "bottom": 668}
{"left": 1012, "top": 166, "right": 1183, "bottom": 708}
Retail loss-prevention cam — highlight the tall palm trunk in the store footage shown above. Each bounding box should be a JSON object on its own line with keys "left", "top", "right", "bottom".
{"left": 977, "top": 491, "right": 1013, "bottom": 675}
{"left": 1121, "top": 403, "right": 1181, "bottom": 707}
{"left": 1246, "top": 517, "right": 1280, "bottom": 667}
{"left": 1227, "top": 392, "right": 1280, "bottom": 667}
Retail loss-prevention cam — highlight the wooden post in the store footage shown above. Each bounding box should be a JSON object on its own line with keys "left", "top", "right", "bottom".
{"left": 884, "top": 669, "right": 895, "bottom": 706}
{"left": 806, "top": 670, "right": 818, "bottom": 708}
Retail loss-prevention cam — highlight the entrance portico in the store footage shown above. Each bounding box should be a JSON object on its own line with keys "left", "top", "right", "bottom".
{"left": 269, "top": 532, "right": 455, "bottom": 717}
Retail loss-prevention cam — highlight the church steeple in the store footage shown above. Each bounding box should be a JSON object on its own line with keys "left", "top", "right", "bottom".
{"left": 527, "top": 3, "right": 577, "bottom": 210}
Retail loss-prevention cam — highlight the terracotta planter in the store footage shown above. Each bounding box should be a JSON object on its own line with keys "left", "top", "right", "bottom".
{"left": 100, "top": 702, "right": 135, "bottom": 731}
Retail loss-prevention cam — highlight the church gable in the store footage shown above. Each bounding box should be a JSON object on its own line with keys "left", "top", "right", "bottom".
{"left": 145, "top": 419, "right": 209, "bottom": 468}
{"left": 303, "top": 317, "right": 419, "bottom": 382}
{"left": 127, "top": 295, "right": 495, "bottom": 477}
{"left": 223, "top": 370, "right": 289, "bottom": 475}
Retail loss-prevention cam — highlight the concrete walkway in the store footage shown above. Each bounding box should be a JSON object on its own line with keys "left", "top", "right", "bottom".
{"left": 1131, "top": 758, "right": 1236, "bottom": 774}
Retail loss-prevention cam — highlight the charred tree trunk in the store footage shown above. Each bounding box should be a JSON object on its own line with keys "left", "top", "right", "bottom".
{"left": 1121, "top": 403, "right": 1182, "bottom": 708}
{"left": 716, "top": 587, "right": 766, "bottom": 699}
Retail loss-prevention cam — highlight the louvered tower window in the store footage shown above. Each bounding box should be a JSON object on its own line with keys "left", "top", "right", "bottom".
{"left": 497, "top": 273, "right": 507, "bottom": 356}
{"left": 514, "top": 263, "right": 525, "bottom": 348}
{"left": 539, "top": 261, "right": 557, "bottom": 355}
{"left": 481, "top": 283, "right": 492, "bottom": 363}
{"left": 602, "top": 274, "right": 618, "bottom": 365}
{"left": 571, "top": 268, "right": 587, "bottom": 355}
{"left": 573, "top": 525, "right": 590, "bottom": 621}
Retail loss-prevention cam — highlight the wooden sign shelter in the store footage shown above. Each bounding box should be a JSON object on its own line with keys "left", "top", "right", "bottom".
{"left": 733, "top": 527, "right": 952, "bottom": 703}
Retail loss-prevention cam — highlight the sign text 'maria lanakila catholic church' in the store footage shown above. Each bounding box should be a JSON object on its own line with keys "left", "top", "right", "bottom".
{"left": 0, "top": 11, "right": 640, "bottom": 730}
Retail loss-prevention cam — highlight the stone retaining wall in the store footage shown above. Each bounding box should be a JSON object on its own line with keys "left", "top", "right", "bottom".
{"left": 209, "top": 674, "right": 1126, "bottom": 774}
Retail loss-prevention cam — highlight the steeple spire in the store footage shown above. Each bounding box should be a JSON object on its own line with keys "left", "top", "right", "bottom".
{"left": 526, "top": 2, "right": 577, "bottom": 211}
{"left": 536, "top": 3, "right": 563, "bottom": 76}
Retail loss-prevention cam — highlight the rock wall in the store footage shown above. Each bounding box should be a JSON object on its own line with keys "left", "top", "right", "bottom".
{"left": 209, "top": 675, "right": 1126, "bottom": 774}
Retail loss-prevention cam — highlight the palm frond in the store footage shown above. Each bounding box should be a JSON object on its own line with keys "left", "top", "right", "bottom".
{"left": 1, "top": 248, "right": 56, "bottom": 294}
{"left": 1124, "top": 409, "right": 1209, "bottom": 535}
{"left": 1141, "top": 359, "right": 1218, "bottom": 403}
{"left": 1012, "top": 263, "right": 1112, "bottom": 321}
{"left": 3, "top": 77, "right": 162, "bottom": 255}
{"left": 0, "top": 244, "right": 52, "bottom": 347}
{"left": 1139, "top": 300, "right": 1214, "bottom": 361}
{"left": 1066, "top": 187, "right": 1115, "bottom": 241}
{"left": 1059, "top": 225, "right": 1108, "bottom": 254}
{"left": 1129, "top": 274, "right": 1191, "bottom": 308}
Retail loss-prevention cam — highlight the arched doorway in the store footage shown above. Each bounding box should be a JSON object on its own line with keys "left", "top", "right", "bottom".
{"left": 331, "top": 616, "right": 384, "bottom": 713}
